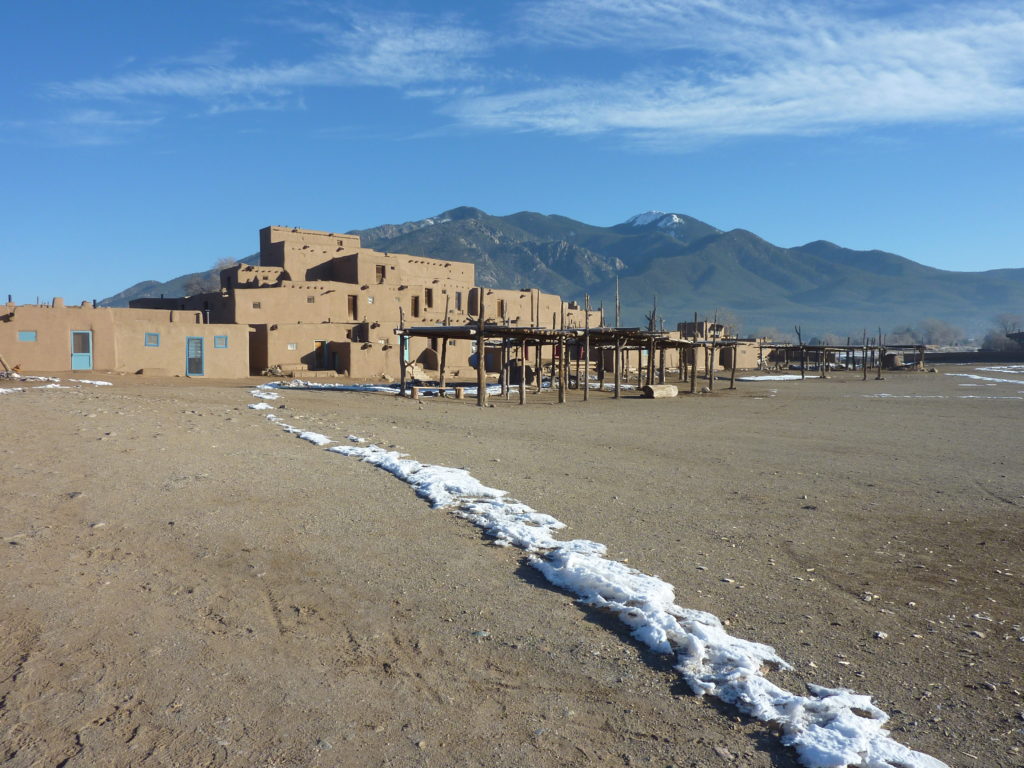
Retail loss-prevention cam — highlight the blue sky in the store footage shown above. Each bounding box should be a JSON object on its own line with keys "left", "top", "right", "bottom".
{"left": 3, "top": 0, "right": 1023, "bottom": 304}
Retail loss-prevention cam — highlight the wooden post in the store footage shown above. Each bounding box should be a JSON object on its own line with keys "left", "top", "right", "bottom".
{"left": 536, "top": 342, "right": 543, "bottom": 393}
{"left": 690, "top": 345, "right": 698, "bottom": 394}
{"left": 561, "top": 337, "right": 569, "bottom": 409}
{"left": 574, "top": 341, "right": 581, "bottom": 389}
{"left": 614, "top": 338, "right": 622, "bottom": 399}
{"left": 820, "top": 348, "right": 828, "bottom": 379}
{"left": 500, "top": 341, "right": 509, "bottom": 400}
{"left": 729, "top": 343, "right": 737, "bottom": 389}
{"left": 658, "top": 344, "right": 666, "bottom": 385}
{"left": 584, "top": 296, "right": 591, "bottom": 402}
{"left": 399, "top": 333, "right": 407, "bottom": 396}
{"left": 438, "top": 335, "right": 448, "bottom": 396}
{"left": 477, "top": 293, "right": 487, "bottom": 407}
{"left": 519, "top": 339, "right": 527, "bottom": 405}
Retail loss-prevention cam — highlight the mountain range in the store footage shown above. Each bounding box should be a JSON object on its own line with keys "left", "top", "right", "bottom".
{"left": 102, "top": 206, "right": 1024, "bottom": 338}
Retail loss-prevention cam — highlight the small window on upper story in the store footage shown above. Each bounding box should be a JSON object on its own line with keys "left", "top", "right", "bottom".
{"left": 424, "top": 288, "right": 434, "bottom": 309}
{"left": 144, "top": 332, "right": 160, "bottom": 347}
{"left": 375, "top": 265, "right": 386, "bottom": 284}
{"left": 347, "top": 295, "right": 358, "bottom": 320}
{"left": 17, "top": 330, "right": 37, "bottom": 342}
{"left": 252, "top": 301, "right": 262, "bottom": 309}
{"left": 214, "top": 335, "right": 228, "bottom": 349}
{"left": 455, "top": 292, "right": 463, "bottom": 311}
{"left": 287, "top": 343, "right": 298, "bottom": 351}
{"left": 307, "top": 296, "right": 315, "bottom": 303}
{"left": 411, "top": 295, "right": 421, "bottom": 318}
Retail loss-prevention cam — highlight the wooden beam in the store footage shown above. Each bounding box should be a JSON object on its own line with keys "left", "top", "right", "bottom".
{"left": 477, "top": 292, "right": 487, "bottom": 407}
{"left": 519, "top": 339, "right": 527, "bottom": 405}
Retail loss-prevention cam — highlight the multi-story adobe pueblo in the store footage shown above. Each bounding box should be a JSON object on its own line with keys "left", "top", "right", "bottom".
{"left": 3, "top": 225, "right": 770, "bottom": 381}
{"left": 131, "top": 225, "right": 598, "bottom": 379}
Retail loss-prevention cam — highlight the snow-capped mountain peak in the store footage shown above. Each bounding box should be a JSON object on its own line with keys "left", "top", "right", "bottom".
{"left": 626, "top": 211, "right": 686, "bottom": 229}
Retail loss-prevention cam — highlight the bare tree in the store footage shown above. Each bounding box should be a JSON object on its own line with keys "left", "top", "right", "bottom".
{"left": 981, "top": 313, "right": 1024, "bottom": 351}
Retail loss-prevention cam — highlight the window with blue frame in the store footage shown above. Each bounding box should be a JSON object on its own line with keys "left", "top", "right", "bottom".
{"left": 144, "top": 332, "right": 160, "bottom": 347}
{"left": 214, "top": 335, "right": 228, "bottom": 349}
{"left": 17, "top": 331, "right": 37, "bottom": 342}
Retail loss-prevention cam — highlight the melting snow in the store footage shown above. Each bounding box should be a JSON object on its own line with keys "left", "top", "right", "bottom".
{"left": 945, "top": 373, "right": 1024, "bottom": 384}
{"left": 251, "top": 388, "right": 949, "bottom": 768}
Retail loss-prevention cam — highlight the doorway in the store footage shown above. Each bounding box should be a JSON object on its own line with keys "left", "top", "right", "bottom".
{"left": 186, "top": 337, "right": 204, "bottom": 376}
{"left": 70, "top": 331, "right": 93, "bottom": 370}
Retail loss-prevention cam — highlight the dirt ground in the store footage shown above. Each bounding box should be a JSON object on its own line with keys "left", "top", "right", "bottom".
{"left": 1, "top": 365, "right": 1021, "bottom": 767}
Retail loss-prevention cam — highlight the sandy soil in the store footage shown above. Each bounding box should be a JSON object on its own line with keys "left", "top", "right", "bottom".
{"left": 1, "top": 366, "right": 1021, "bottom": 767}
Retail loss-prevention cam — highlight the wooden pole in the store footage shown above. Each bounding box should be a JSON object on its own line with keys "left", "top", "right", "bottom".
{"left": 708, "top": 338, "right": 716, "bottom": 391}
{"left": 477, "top": 292, "right": 487, "bottom": 407}
{"left": 584, "top": 295, "right": 591, "bottom": 402}
{"left": 536, "top": 342, "right": 544, "bottom": 393}
{"left": 399, "top": 334, "right": 408, "bottom": 396}
{"left": 690, "top": 344, "right": 698, "bottom": 394}
{"left": 439, "top": 335, "right": 448, "bottom": 395}
{"left": 501, "top": 340, "right": 510, "bottom": 400}
{"left": 876, "top": 328, "right": 884, "bottom": 381}
{"left": 519, "top": 339, "right": 527, "bottom": 405}
{"left": 558, "top": 336, "right": 566, "bottom": 404}
{"left": 729, "top": 343, "right": 737, "bottom": 389}
{"left": 658, "top": 344, "right": 666, "bottom": 385}
{"left": 614, "top": 338, "right": 622, "bottom": 399}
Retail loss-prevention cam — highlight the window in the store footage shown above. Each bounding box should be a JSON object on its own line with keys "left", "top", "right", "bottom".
{"left": 424, "top": 288, "right": 434, "bottom": 309}
{"left": 214, "top": 335, "right": 228, "bottom": 349}
{"left": 144, "top": 332, "right": 160, "bottom": 347}
{"left": 252, "top": 302, "right": 261, "bottom": 309}
{"left": 307, "top": 296, "right": 315, "bottom": 304}
{"left": 455, "top": 292, "right": 463, "bottom": 311}
{"left": 17, "top": 330, "right": 37, "bottom": 342}
{"left": 411, "top": 295, "right": 421, "bottom": 318}
{"left": 287, "top": 343, "right": 297, "bottom": 351}
{"left": 375, "top": 265, "right": 386, "bottom": 284}
{"left": 497, "top": 299, "right": 507, "bottom": 318}
{"left": 347, "top": 295, "right": 358, "bottom": 320}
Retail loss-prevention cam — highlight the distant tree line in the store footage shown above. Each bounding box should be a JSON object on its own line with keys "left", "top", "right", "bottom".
{"left": 980, "top": 313, "right": 1023, "bottom": 351}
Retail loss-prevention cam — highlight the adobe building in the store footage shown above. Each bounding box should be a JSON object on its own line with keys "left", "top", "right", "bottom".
{"left": 134, "top": 225, "right": 599, "bottom": 380}
{"left": 0, "top": 300, "right": 249, "bottom": 377}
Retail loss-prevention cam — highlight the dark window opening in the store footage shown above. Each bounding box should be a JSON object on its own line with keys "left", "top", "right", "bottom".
{"left": 375, "top": 265, "right": 386, "bottom": 284}
{"left": 347, "top": 295, "right": 358, "bottom": 320}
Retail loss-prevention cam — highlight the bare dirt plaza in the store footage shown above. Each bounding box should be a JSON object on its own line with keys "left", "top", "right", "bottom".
{"left": 1, "top": 366, "right": 1021, "bottom": 767}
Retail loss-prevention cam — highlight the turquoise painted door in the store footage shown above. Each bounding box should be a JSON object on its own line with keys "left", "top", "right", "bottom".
{"left": 186, "top": 337, "right": 204, "bottom": 376}
{"left": 70, "top": 331, "right": 93, "bottom": 370}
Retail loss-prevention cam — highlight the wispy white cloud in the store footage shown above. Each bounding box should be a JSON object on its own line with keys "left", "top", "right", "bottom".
{"left": 51, "top": 12, "right": 488, "bottom": 105}
{"left": 450, "top": 0, "right": 1024, "bottom": 146}
{"left": 37, "top": 1, "right": 1024, "bottom": 148}
{"left": 2, "top": 109, "right": 162, "bottom": 146}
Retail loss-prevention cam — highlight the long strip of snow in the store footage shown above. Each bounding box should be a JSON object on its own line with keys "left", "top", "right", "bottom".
{"left": 253, "top": 392, "right": 947, "bottom": 768}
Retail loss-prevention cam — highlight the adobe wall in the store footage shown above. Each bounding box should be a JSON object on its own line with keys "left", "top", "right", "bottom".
{"left": 0, "top": 303, "right": 248, "bottom": 376}
{"left": 258, "top": 321, "right": 475, "bottom": 380}
{"left": 335, "top": 249, "right": 475, "bottom": 289}
{"left": 468, "top": 288, "right": 603, "bottom": 328}
{"left": 259, "top": 226, "right": 362, "bottom": 282}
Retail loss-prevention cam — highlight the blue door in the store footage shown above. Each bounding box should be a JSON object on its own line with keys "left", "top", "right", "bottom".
{"left": 70, "top": 331, "right": 93, "bottom": 370}
{"left": 186, "top": 337, "right": 204, "bottom": 376}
